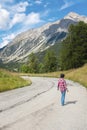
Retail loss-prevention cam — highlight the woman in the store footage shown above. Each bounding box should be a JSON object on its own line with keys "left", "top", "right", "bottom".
{"left": 57, "top": 74, "right": 68, "bottom": 106}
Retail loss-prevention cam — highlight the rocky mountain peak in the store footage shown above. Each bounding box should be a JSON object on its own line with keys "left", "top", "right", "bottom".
{"left": 64, "top": 12, "right": 87, "bottom": 23}
{"left": 0, "top": 12, "right": 87, "bottom": 63}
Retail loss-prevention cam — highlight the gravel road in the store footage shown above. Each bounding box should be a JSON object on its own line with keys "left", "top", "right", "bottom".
{"left": 0, "top": 76, "right": 87, "bottom": 130}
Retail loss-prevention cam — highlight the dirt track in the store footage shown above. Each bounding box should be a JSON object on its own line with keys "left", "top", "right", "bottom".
{"left": 0, "top": 77, "right": 87, "bottom": 130}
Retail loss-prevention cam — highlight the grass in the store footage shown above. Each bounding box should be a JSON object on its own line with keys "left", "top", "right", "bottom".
{"left": 65, "top": 64, "right": 87, "bottom": 88}
{"left": 25, "top": 64, "right": 87, "bottom": 88}
{"left": 0, "top": 69, "right": 31, "bottom": 92}
{"left": 0, "top": 64, "right": 87, "bottom": 92}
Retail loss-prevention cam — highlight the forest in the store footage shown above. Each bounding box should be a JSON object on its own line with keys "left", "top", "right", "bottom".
{"left": 21, "top": 21, "right": 87, "bottom": 73}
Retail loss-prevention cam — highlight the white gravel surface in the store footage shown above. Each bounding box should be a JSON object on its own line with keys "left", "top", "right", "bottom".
{"left": 0, "top": 76, "right": 87, "bottom": 130}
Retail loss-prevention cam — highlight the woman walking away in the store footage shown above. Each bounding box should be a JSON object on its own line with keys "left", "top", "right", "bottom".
{"left": 57, "top": 74, "right": 68, "bottom": 106}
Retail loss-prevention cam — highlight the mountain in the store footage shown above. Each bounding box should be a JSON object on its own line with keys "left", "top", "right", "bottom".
{"left": 0, "top": 12, "right": 87, "bottom": 63}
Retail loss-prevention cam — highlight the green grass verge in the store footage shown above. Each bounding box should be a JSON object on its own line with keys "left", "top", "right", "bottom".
{"left": 0, "top": 69, "right": 31, "bottom": 92}
{"left": 0, "top": 64, "right": 87, "bottom": 92}
{"left": 65, "top": 64, "right": 87, "bottom": 88}
{"left": 26, "top": 64, "right": 87, "bottom": 88}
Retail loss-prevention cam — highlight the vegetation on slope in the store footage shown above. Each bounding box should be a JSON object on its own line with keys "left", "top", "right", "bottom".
{"left": 0, "top": 69, "right": 31, "bottom": 92}
{"left": 65, "top": 64, "right": 87, "bottom": 87}
{"left": 0, "top": 21, "right": 87, "bottom": 92}
{"left": 60, "top": 21, "right": 87, "bottom": 70}
{"left": 27, "top": 64, "right": 87, "bottom": 88}
{"left": 20, "top": 22, "right": 87, "bottom": 73}
{"left": 0, "top": 64, "right": 87, "bottom": 93}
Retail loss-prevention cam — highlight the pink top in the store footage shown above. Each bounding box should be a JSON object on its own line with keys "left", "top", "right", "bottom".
{"left": 58, "top": 78, "right": 67, "bottom": 92}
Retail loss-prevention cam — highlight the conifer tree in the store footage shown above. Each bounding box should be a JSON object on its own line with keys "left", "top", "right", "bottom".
{"left": 44, "top": 50, "right": 57, "bottom": 72}
{"left": 60, "top": 21, "right": 87, "bottom": 70}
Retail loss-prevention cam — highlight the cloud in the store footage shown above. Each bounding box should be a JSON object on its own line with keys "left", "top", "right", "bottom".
{"left": 0, "top": 4, "right": 1, "bottom": 8}
{"left": 11, "top": 1, "right": 29, "bottom": 13}
{"left": 44, "top": 3, "right": 49, "bottom": 8}
{"left": 0, "top": 1, "right": 43, "bottom": 30}
{"left": 0, "top": 0, "right": 14, "bottom": 4}
{"left": 48, "top": 17, "right": 57, "bottom": 22}
{"left": 10, "top": 13, "right": 26, "bottom": 28}
{"left": 0, "top": 1, "right": 29, "bottom": 30}
{"left": 24, "top": 12, "right": 42, "bottom": 25}
{"left": 35, "top": 0, "right": 42, "bottom": 4}
{"left": 0, "top": 1, "right": 44, "bottom": 48}
{"left": 0, "top": 7, "right": 10, "bottom": 29}
{"left": 0, "top": 33, "right": 15, "bottom": 48}
{"left": 0, "top": 40, "right": 9, "bottom": 48}
{"left": 42, "top": 10, "right": 50, "bottom": 17}
{"left": 0, "top": 11, "right": 43, "bottom": 48}
{"left": 10, "top": 11, "right": 43, "bottom": 29}
{"left": 59, "top": 0, "right": 74, "bottom": 10}
{"left": 3, "top": 34, "right": 15, "bottom": 41}
{"left": 0, "top": 11, "right": 42, "bottom": 34}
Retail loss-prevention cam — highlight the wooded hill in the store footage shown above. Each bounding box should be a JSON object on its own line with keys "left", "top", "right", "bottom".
{"left": 0, "top": 21, "right": 87, "bottom": 73}
{"left": 21, "top": 21, "right": 87, "bottom": 73}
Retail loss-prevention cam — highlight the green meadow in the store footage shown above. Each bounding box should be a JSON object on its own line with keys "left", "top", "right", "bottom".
{"left": 27, "top": 64, "right": 87, "bottom": 88}
{"left": 0, "top": 69, "right": 31, "bottom": 92}
{"left": 0, "top": 64, "right": 87, "bottom": 92}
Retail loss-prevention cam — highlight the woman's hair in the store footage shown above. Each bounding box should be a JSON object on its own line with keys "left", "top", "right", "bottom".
{"left": 60, "top": 73, "right": 65, "bottom": 78}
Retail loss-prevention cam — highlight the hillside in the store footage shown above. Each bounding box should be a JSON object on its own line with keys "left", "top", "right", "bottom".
{"left": 27, "top": 64, "right": 87, "bottom": 88}
{"left": 0, "top": 63, "right": 87, "bottom": 93}
{"left": 0, "top": 12, "right": 87, "bottom": 63}
{"left": 36, "top": 42, "right": 62, "bottom": 62}
{"left": 0, "top": 69, "right": 31, "bottom": 92}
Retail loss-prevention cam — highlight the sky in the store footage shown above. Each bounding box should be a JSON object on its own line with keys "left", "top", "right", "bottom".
{"left": 0, "top": 0, "right": 87, "bottom": 48}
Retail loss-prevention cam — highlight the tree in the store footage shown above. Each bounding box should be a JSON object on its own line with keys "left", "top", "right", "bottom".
{"left": 60, "top": 21, "right": 87, "bottom": 70}
{"left": 44, "top": 50, "right": 57, "bottom": 72}
{"left": 38, "top": 63, "right": 45, "bottom": 73}
{"left": 28, "top": 53, "right": 39, "bottom": 73}
{"left": 20, "top": 64, "right": 29, "bottom": 73}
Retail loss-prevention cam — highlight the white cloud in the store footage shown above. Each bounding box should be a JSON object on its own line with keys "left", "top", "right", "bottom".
{"left": 35, "top": 0, "right": 42, "bottom": 4}
{"left": 48, "top": 17, "right": 57, "bottom": 22}
{"left": 0, "top": 4, "right": 1, "bottom": 8}
{"left": 42, "top": 10, "right": 50, "bottom": 17}
{"left": 3, "top": 33, "right": 15, "bottom": 41}
{"left": 0, "top": 4, "right": 42, "bottom": 30}
{"left": 0, "top": 1, "right": 30, "bottom": 30}
{"left": 0, "top": 1, "right": 44, "bottom": 48}
{"left": 0, "top": 33, "right": 15, "bottom": 48}
{"left": 60, "top": 0, "right": 74, "bottom": 10}
{"left": 10, "top": 12, "right": 42, "bottom": 29}
{"left": 44, "top": 3, "right": 49, "bottom": 8}
{"left": 0, "top": 7, "right": 10, "bottom": 29}
{"left": 0, "top": 11, "right": 43, "bottom": 48}
{"left": 11, "top": 1, "right": 29, "bottom": 13}
{"left": 0, "top": 40, "right": 8, "bottom": 48}
{"left": 10, "top": 13, "right": 26, "bottom": 28}
{"left": 0, "top": 0, "right": 13, "bottom": 3}
{"left": 24, "top": 12, "right": 42, "bottom": 25}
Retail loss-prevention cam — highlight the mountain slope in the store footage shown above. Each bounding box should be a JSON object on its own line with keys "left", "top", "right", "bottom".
{"left": 0, "top": 12, "right": 87, "bottom": 63}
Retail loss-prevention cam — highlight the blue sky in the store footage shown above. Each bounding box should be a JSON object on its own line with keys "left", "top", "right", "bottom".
{"left": 0, "top": 0, "right": 87, "bottom": 48}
